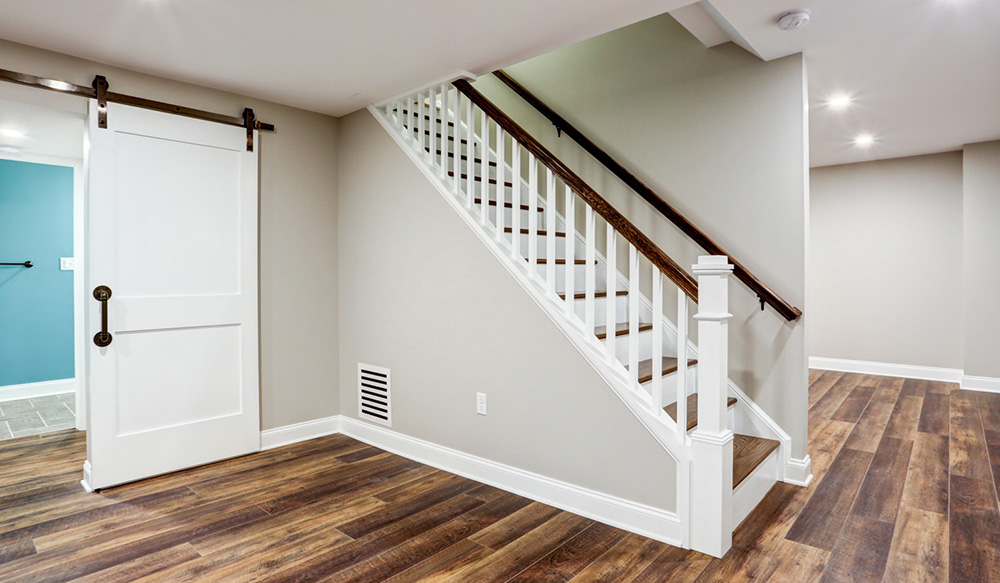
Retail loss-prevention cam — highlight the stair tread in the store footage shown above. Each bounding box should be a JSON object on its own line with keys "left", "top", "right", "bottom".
{"left": 732, "top": 434, "right": 780, "bottom": 489}
{"left": 594, "top": 322, "right": 653, "bottom": 340}
{"left": 419, "top": 130, "right": 469, "bottom": 144}
{"left": 473, "top": 198, "right": 544, "bottom": 212}
{"left": 557, "top": 290, "right": 628, "bottom": 300}
{"left": 529, "top": 258, "right": 593, "bottom": 265}
{"left": 447, "top": 171, "right": 513, "bottom": 188}
{"left": 627, "top": 357, "right": 698, "bottom": 384}
{"left": 664, "top": 394, "right": 738, "bottom": 431}
{"left": 400, "top": 111, "right": 455, "bottom": 127}
{"left": 504, "top": 228, "right": 567, "bottom": 237}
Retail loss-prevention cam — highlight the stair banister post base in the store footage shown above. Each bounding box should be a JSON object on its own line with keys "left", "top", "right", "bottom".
{"left": 689, "top": 429, "right": 734, "bottom": 557}
{"left": 690, "top": 255, "right": 734, "bottom": 558}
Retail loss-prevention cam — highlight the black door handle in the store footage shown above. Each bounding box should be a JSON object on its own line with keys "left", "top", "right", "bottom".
{"left": 93, "top": 285, "right": 113, "bottom": 347}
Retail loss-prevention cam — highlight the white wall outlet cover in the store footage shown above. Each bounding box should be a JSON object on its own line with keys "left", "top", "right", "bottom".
{"left": 60, "top": 257, "right": 75, "bottom": 271}
{"left": 476, "top": 392, "right": 487, "bottom": 415}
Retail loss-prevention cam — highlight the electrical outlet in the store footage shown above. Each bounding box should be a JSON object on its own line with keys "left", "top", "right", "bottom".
{"left": 476, "top": 392, "right": 487, "bottom": 416}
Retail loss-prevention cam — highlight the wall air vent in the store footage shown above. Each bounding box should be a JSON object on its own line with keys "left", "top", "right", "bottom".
{"left": 358, "top": 363, "right": 391, "bottom": 426}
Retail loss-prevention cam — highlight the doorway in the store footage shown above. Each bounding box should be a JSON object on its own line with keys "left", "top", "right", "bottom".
{"left": 0, "top": 95, "right": 86, "bottom": 439}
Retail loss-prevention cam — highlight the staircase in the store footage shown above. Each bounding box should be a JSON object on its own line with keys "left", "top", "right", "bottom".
{"left": 370, "top": 75, "right": 789, "bottom": 558}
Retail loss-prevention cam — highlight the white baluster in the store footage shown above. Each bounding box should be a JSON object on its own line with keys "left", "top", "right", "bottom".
{"left": 465, "top": 99, "right": 474, "bottom": 208}
{"left": 418, "top": 92, "right": 427, "bottom": 160}
{"left": 564, "top": 186, "right": 575, "bottom": 317}
{"left": 480, "top": 109, "right": 489, "bottom": 224}
{"left": 676, "top": 291, "right": 689, "bottom": 439}
{"left": 394, "top": 100, "right": 402, "bottom": 130}
{"left": 495, "top": 128, "right": 506, "bottom": 240}
{"left": 628, "top": 244, "right": 639, "bottom": 387}
{"left": 452, "top": 90, "right": 462, "bottom": 195}
{"left": 527, "top": 153, "right": 538, "bottom": 273}
{"left": 427, "top": 87, "right": 436, "bottom": 169}
{"left": 605, "top": 225, "right": 617, "bottom": 364}
{"left": 511, "top": 141, "right": 521, "bottom": 259}
{"left": 439, "top": 84, "right": 448, "bottom": 180}
{"left": 584, "top": 206, "right": 596, "bottom": 334}
{"left": 651, "top": 271, "right": 664, "bottom": 415}
{"left": 408, "top": 95, "right": 418, "bottom": 144}
{"left": 545, "top": 169, "right": 557, "bottom": 292}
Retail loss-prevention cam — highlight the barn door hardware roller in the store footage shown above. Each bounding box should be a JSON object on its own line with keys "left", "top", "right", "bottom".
{"left": 0, "top": 68, "right": 274, "bottom": 150}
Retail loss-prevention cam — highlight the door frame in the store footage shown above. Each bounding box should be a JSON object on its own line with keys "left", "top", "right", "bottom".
{"left": 0, "top": 149, "right": 86, "bottom": 420}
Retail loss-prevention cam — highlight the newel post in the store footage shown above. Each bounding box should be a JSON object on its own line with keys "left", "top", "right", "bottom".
{"left": 689, "top": 255, "right": 734, "bottom": 558}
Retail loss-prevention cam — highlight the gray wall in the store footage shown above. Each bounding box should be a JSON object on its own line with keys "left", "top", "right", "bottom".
{"left": 0, "top": 39, "right": 340, "bottom": 430}
{"left": 809, "top": 153, "right": 964, "bottom": 369}
{"left": 474, "top": 14, "right": 809, "bottom": 457}
{"left": 337, "top": 110, "right": 676, "bottom": 510}
{"left": 963, "top": 140, "right": 1000, "bottom": 379}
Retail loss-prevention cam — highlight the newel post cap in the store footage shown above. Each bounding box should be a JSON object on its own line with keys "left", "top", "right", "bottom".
{"left": 692, "top": 255, "right": 734, "bottom": 276}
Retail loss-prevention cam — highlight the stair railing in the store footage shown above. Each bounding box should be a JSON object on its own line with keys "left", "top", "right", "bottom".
{"left": 377, "top": 79, "right": 737, "bottom": 554}
{"left": 492, "top": 70, "right": 801, "bottom": 322}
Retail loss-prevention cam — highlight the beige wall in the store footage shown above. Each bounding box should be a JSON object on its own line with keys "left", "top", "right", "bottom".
{"left": 0, "top": 39, "right": 340, "bottom": 429}
{"left": 337, "top": 110, "right": 677, "bottom": 510}
{"left": 474, "top": 15, "right": 810, "bottom": 457}
{"left": 963, "top": 140, "right": 1000, "bottom": 379}
{"left": 809, "top": 153, "right": 964, "bottom": 370}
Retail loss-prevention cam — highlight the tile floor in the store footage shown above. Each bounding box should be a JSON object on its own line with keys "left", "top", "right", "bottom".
{"left": 0, "top": 393, "right": 75, "bottom": 440}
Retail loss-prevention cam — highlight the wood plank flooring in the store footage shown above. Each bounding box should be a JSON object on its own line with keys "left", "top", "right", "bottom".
{"left": 0, "top": 371, "right": 996, "bottom": 581}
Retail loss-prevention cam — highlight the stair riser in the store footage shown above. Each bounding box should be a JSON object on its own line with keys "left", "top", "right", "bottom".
{"left": 482, "top": 204, "right": 549, "bottom": 228}
{"left": 601, "top": 327, "right": 677, "bottom": 362}
{"left": 514, "top": 233, "right": 584, "bottom": 260}
{"left": 646, "top": 364, "right": 698, "bottom": 401}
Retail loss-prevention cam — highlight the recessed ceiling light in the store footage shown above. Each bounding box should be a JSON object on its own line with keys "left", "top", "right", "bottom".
{"left": 854, "top": 134, "right": 875, "bottom": 147}
{"left": 777, "top": 9, "right": 811, "bottom": 31}
{"left": 828, "top": 94, "right": 852, "bottom": 109}
{"left": 0, "top": 129, "right": 25, "bottom": 139}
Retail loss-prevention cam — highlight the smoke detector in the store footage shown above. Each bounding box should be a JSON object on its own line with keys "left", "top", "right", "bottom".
{"left": 777, "top": 9, "right": 811, "bottom": 31}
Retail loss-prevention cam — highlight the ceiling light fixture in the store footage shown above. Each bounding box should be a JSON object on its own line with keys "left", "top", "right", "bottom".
{"left": 0, "top": 128, "right": 25, "bottom": 138}
{"left": 853, "top": 134, "right": 875, "bottom": 147}
{"left": 777, "top": 9, "right": 811, "bottom": 31}
{"left": 828, "top": 94, "right": 852, "bottom": 109}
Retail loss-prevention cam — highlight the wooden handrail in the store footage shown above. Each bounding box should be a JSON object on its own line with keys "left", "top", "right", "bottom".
{"left": 453, "top": 79, "right": 698, "bottom": 301}
{"left": 492, "top": 70, "right": 802, "bottom": 322}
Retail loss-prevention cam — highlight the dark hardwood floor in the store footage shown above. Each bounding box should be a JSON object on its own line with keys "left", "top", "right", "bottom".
{"left": 0, "top": 371, "right": 996, "bottom": 582}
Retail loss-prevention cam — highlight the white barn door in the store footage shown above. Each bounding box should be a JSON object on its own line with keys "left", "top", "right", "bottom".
{"left": 84, "top": 101, "right": 260, "bottom": 490}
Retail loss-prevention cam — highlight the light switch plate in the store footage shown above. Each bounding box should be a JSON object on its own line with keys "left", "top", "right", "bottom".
{"left": 476, "top": 392, "right": 487, "bottom": 416}
{"left": 59, "top": 257, "right": 75, "bottom": 271}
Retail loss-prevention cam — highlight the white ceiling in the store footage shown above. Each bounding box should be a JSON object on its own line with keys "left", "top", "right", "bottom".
{"left": 691, "top": 0, "right": 1000, "bottom": 167}
{"left": 0, "top": 0, "right": 690, "bottom": 118}
{"left": 0, "top": 0, "right": 996, "bottom": 168}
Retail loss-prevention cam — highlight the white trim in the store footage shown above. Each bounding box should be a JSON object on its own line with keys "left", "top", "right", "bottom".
{"left": 809, "top": 357, "right": 962, "bottom": 383}
{"left": 961, "top": 375, "right": 1000, "bottom": 394}
{"left": 260, "top": 416, "right": 342, "bottom": 450}
{"left": 81, "top": 460, "right": 93, "bottom": 492}
{"left": 0, "top": 378, "right": 76, "bottom": 402}
{"left": 783, "top": 455, "right": 813, "bottom": 487}
{"left": 339, "top": 416, "right": 684, "bottom": 547}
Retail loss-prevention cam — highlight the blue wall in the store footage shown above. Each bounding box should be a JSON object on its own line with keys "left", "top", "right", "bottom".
{"left": 0, "top": 159, "right": 74, "bottom": 387}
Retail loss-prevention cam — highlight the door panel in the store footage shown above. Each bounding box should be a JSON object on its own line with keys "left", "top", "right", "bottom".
{"left": 85, "top": 101, "right": 259, "bottom": 490}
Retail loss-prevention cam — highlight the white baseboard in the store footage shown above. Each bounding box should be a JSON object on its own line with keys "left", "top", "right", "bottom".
{"left": 80, "top": 460, "right": 94, "bottom": 493}
{"left": 260, "top": 416, "right": 342, "bottom": 450}
{"left": 0, "top": 378, "right": 76, "bottom": 402}
{"left": 337, "top": 416, "right": 684, "bottom": 547}
{"left": 809, "top": 357, "right": 962, "bottom": 383}
{"left": 783, "top": 455, "right": 813, "bottom": 487}
{"left": 961, "top": 375, "right": 1000, "bottom": 394}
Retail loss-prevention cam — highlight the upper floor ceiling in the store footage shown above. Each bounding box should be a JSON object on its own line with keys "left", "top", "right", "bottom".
{"left": 0, "top": 0, "right": 997, "bottom": 167}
